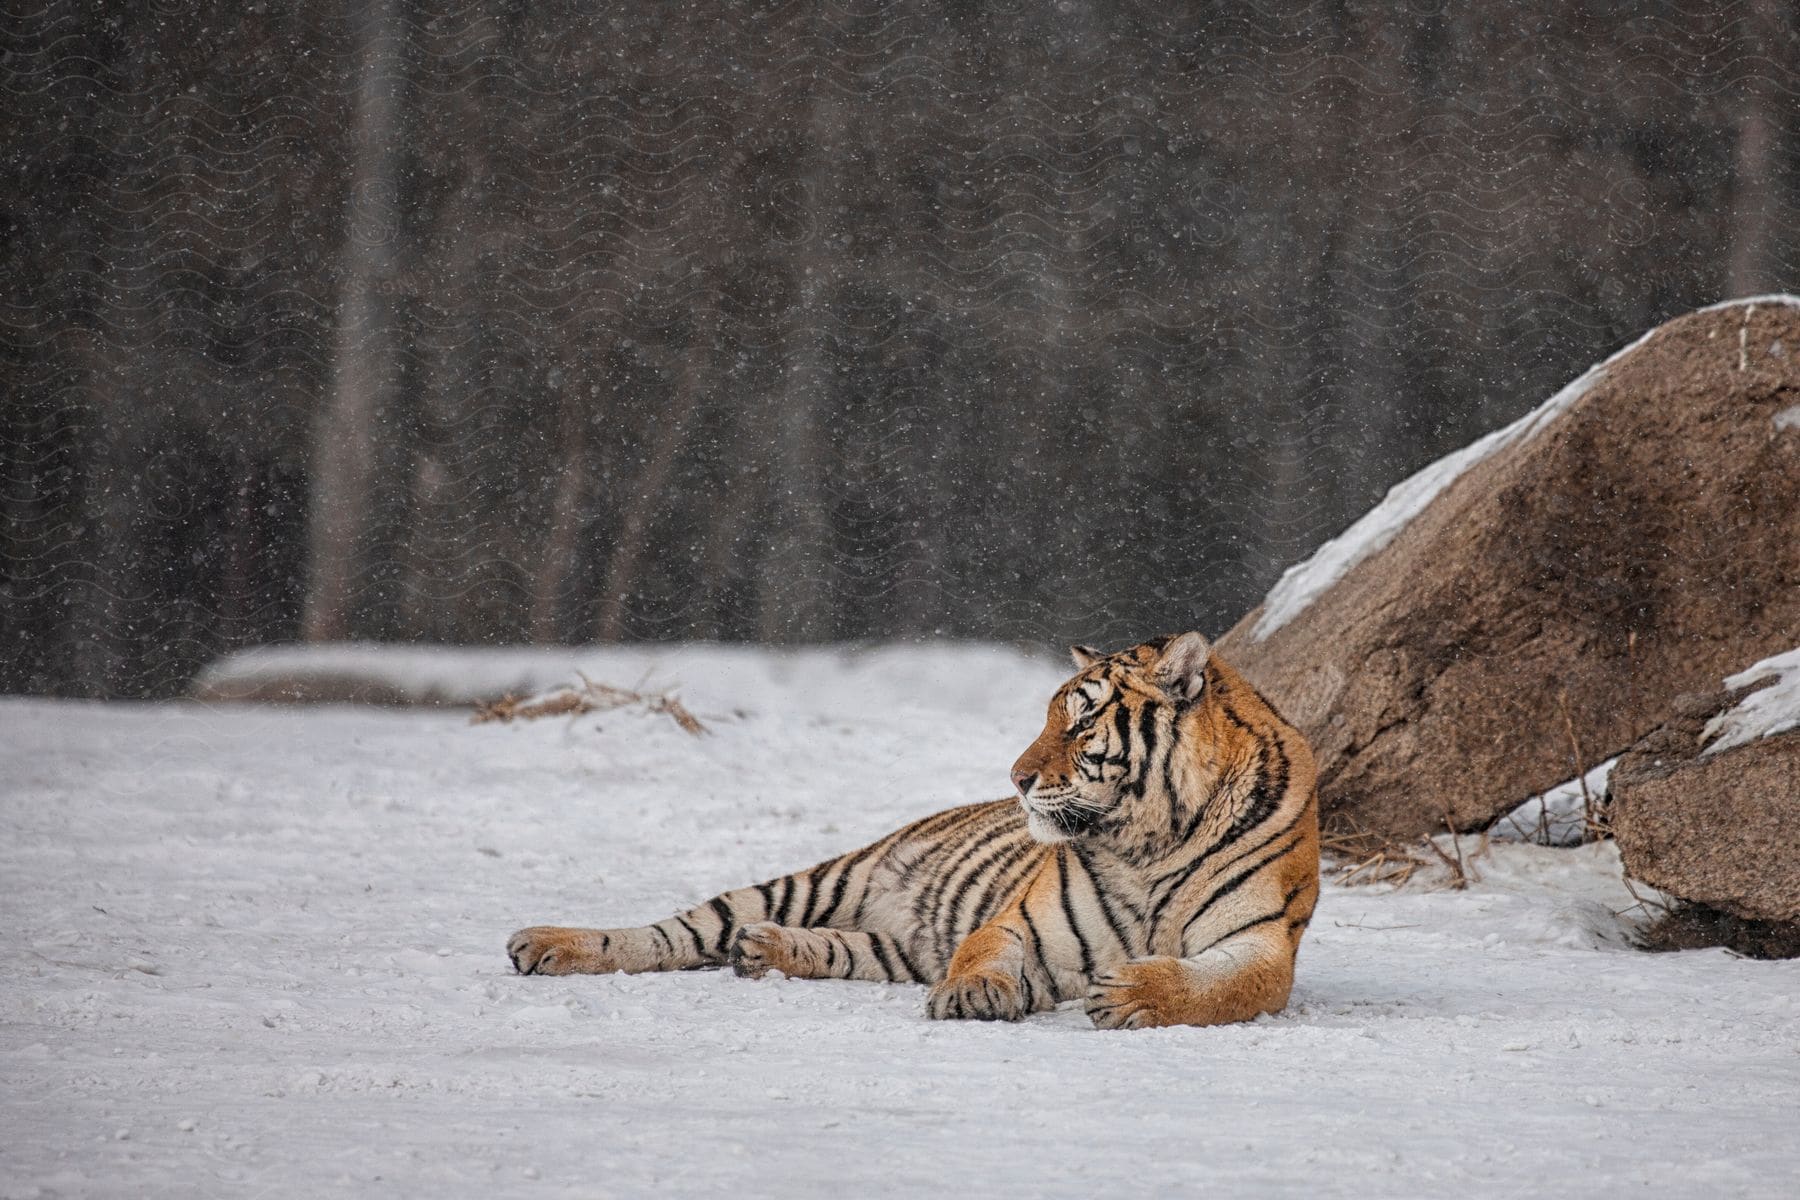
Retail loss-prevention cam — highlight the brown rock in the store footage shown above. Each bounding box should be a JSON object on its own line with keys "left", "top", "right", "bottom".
{"left": 1610, "top": 678, "right": 1800, "bottom": 924}
{"left": 1215, "top": 299, "right": 1800, "bottom": 841}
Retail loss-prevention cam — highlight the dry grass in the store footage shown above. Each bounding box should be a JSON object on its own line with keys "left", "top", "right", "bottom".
{"left": 1330, "top": 847, "right": 1422, "bottom": 888}
{"left": 1322, "top": 822, "right": 1428, "bottom": 888}
{"left": 1323, "top": 813, "right": 1491, "bottom": 891}
{"left": 1614, "top": 875, "right": 1674, "bottom": 923}
{"left": 470, "top": 671, "right": 707, "bottom": 736}
{"left": 1557, "top": 688, "right": 1612, "bottom": 842}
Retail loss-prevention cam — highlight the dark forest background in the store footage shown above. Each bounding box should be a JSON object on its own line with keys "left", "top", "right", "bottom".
{"left": 3, "top": 0, "right": 1796, "bottom": 698}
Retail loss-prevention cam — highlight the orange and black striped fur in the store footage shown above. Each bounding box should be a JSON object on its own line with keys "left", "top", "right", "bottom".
{"left": 508, "top": 633, "right": 1320, "bottom": 1029}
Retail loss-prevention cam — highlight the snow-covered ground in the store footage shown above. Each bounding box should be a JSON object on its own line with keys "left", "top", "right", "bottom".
{"left": 4, "top": 644, "right": 1798, "bottom": 1199}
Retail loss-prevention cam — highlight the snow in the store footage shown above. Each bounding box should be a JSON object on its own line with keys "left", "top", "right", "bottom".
{"left": 1249, "top": 294, "right": 1800, "bottom": 642}
{"left": 1694, "top": 292, "right": 1800, "bottom": 315}
{"left": 192, "top": 641, "right": 1064, "bottom": 714}
{"left": 1490, "top": 758, "right": 1618, "bottom": 847}
{"left": 1702, "top": 646, "right": 1800, "bottom": 757}
{"left": 5, "top": 645, "right": 1800, "bottom": 1198}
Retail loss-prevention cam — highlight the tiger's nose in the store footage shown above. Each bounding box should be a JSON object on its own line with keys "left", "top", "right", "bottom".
{"left": 1012, "top": 770, "right": 1037, "bottom": 797}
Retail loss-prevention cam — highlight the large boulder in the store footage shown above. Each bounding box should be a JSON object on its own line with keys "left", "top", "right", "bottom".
{"left": 1216, "top": 297, "right": 1800, "bottom": 842}
{"left": 1610, "top": 649, "right": 1800, "bottom": 927}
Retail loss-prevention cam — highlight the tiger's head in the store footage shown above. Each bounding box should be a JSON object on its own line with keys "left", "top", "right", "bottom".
{"left": 1010, "top": 632, "right": 1219, "bottom": 846}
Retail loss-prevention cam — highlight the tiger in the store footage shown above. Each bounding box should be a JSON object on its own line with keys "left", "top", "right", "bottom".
{"left": 507, "top": 632, "right": 1320, "bottom": 1029}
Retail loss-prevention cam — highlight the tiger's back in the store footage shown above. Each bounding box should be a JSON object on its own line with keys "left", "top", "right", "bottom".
{"left": 508, "top": 632, "right": 1320, "bottom": 1030}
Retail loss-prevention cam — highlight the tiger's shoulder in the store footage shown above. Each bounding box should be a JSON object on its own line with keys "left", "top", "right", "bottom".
{"left": 1152, "top": 646, "right": 1320, "bottom": 952}
{"left": 1201, "top": 653, "right": 1319, "bottom": 803}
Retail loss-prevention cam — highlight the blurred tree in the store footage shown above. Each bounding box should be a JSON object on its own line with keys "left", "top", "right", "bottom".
{"left": 2, "top": 0, "right": 1796, "bottom": 697}
{"left": 1728, "top": 0, "right": 1787, "bottom": 296}
{"left": 302, "top": 0, "right": 410, "bottom": 642}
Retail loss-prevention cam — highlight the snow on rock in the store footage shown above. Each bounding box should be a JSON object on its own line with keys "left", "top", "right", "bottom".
{"left": 1250, "top": 295, "right": 1800, "bottom": 642}
{"left": 1693, "top": 292, "right": 1800, "bottom": 315}
{"left": 1702, "top": 646, "right": 1800, "bottom": 757}
{"left": 5, "top": 645, "right": 1800, "bottom": 1198}
{"left": 1250, "top": 362, "right": 1602, "bottom": 641}
{"left": 1490, "top": 757, "right": 1618, "bottom": 846}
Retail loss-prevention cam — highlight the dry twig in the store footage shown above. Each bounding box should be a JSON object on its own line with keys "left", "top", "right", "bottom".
{"left": 1614, "top": 875, "right": 1673, "bottom": 922}
{"left": 1557, "top": 688, "right": 1609, "bottom": 842}
{"left": 1420, "top": 831, "right": 1469, "bottom": 890}
{"left": 471, "top": 673, "right": 708, "bottom": 736}
{"left": 1322, "top": 818, "right": 1430, "bottom": 888}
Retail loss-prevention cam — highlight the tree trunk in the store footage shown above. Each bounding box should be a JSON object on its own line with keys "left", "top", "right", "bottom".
{"left": 301, "top": 0, "right": 406, "bottom": 642}
{"left": 595, "top": 315, "right": 718, "bottom": 642}
{"left": 529, "top": 368, "right": 594, "bottom": 644}
{"left": 73, "top": 32, "right": 156, "bottom": 695}
{"left": 755, "top": 94, "right": 842, "bottom": 643}
{"left": 1726, "top": 0, "right": 1784, "bottom": 297}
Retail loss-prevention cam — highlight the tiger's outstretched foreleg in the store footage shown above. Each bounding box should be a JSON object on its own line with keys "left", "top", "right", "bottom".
{"left": 507, "top": 911, "right": 726, "bottom": 977}
{"left": 729, "top": 924, "right": 935, "bottom": 983}
{"left": 508, "top": 837, "right": 895, "bottom": 976}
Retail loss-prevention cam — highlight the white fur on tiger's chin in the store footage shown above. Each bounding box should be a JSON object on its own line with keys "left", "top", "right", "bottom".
{"left": 1025, "top": 810, "right": 1071, "bottom": 844}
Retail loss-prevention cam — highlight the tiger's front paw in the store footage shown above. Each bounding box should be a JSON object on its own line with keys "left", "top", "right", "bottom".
{"left": 926, "top": 971, "right": 1025, "bottom": 1022}
{"left": 1084, "top": 955, "right": 1190, "bottom": 1030}
{"left": 507, "top": 926, "right": 606, "bottom": 976}
{"left": 730, "top": 922, "right": 800, "bottom": 979}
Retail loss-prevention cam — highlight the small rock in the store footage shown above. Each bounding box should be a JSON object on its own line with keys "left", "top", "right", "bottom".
{"left": 1612, "top": 676, "right": 1800, "bottom": 931}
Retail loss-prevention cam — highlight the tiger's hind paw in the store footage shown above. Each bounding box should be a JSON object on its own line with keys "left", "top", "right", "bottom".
{"left": 925, "top": 972, "right": 1025, "bottom": 1022}
{"left": 507, "top": 926, "right": 610, "bottom": 976}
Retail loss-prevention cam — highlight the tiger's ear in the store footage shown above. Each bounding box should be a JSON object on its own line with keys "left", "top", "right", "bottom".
{"left": 1153, "top": 632, "right": 1211, "bottom": 701}
{"left": 1069, "top": 644, "right": 1103, "bottom": 670}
